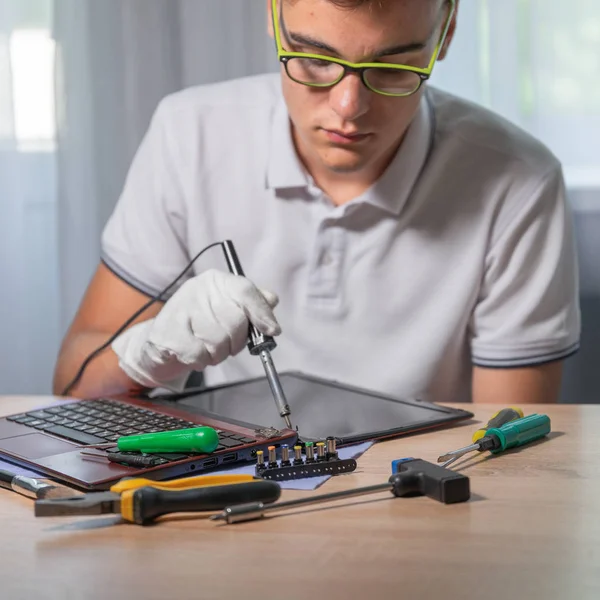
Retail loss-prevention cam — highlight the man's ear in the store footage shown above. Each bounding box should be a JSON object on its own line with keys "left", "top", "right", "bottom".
{"left": 438, "top": 0, "right": 459, "bottom": 61}
{"left": 267, "top": 0, "right": 275, "bottom": 39}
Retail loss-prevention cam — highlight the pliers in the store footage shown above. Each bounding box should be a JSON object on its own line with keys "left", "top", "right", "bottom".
{"left": 34, "top": 474, "right": 281, "bottom": 525}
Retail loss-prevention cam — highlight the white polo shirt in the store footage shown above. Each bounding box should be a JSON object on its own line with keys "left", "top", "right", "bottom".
{"left": 101, "top": 73, "right": 581, "bottom": 403}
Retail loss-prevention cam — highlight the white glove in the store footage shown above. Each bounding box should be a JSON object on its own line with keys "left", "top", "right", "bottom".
{"left": 112, "top": 269, "right": 281, "bottom": 390}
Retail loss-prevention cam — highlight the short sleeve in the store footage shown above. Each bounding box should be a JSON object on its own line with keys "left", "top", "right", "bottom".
{"left": 470, "top": 165, "right": 581, "bottom": 367}
{"left": 101, "top": 97, "right": 191, "bottom": 298}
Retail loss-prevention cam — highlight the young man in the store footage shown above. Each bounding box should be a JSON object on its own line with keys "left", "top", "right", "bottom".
{"left": 53, "top": 0, "right": 580, "bottom": 406}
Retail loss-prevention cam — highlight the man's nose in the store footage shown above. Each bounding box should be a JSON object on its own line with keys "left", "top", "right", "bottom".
{"left": 328, "top": 73, "right": 371, "bottom": 121}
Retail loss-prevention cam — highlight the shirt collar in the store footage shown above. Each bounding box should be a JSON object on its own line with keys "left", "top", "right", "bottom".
{"left": 266, "top": 90, "right": 435, "bottom": 215}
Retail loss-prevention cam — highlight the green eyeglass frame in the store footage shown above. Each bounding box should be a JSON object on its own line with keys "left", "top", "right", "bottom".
{"left": 271, "top": 0, "right": 456, "bottom": 97}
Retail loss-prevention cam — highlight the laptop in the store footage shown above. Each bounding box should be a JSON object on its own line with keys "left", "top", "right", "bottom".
{"left": 0, "top": 386, "right": 298, "bottom": 491}
{"left": 0, "top": 371, "right": 473, "bottom": 491}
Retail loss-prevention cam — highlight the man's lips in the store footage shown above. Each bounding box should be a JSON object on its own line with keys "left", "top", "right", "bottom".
{"left": 321, "top": 128, "right": 372, "bottom": 145}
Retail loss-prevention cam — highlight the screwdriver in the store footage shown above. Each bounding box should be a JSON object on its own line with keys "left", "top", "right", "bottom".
{"left": 211, "top": 459, "right": 470, "bottom": 525}
{"left": 78, "top": 426, "right": 219, "bottom": 454}
{"left": 437, "top": 413, "right": 551, "bottom": 465}
{"left": 221, "top": 240, "right": 293, "bottom": 430}
{"left": 439, "top": 407, "right": 525, "bottom": 468}
{"left": 472, "top": 407, "right": 524, "bottom": 443}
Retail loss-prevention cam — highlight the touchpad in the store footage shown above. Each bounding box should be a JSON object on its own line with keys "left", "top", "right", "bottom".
{"left": 0, "top": 433, "right": 77, "bottom": 459}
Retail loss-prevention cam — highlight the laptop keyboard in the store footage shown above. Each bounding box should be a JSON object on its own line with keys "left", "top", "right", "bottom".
{"left": 6, "top": 398, "right": 255, "bottom": 457}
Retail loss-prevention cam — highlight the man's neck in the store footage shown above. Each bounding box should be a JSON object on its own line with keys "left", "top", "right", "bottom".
{"left": 293, "top": 129, "right": 403, "bottom": 207}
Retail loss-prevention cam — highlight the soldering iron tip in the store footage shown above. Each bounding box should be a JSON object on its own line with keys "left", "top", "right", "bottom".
{"left": 284, "top": 415, "right": 293, "bottom": 430}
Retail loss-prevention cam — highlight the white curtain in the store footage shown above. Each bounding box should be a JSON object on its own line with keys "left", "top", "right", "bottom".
{"left": 53, "top": 0, "right": 277, "bottom": 332}
{"left": 0, "top": 0, "right": 58, "bottom": 394}
{"left": 1, "top": 0, "right": 599, "bottom": 397}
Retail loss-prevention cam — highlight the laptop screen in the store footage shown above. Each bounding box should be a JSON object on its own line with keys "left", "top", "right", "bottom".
{"left": 171, "top": 372, "right": 468, "bottom": 442}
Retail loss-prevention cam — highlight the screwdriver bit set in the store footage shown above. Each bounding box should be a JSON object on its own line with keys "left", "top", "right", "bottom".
{"left": 255, "top": 437, "right": 357, "bottom": 481}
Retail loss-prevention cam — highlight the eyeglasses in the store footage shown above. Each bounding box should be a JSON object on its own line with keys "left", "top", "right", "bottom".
{"left": 271, "top": 0, "right": 456, "bottom": 97}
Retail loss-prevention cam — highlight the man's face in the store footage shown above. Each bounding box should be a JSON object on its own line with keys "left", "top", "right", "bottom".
{"left": 269, "top": 0, "right": 456, "bottom": 177}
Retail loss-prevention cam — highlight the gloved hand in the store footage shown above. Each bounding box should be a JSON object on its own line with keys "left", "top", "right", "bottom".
{"left": 111, "top": 269, "right": 281, "bottom": 390}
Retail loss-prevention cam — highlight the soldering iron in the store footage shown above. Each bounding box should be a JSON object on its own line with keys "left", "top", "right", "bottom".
{"left": 60, "top": 238, "right": 294, "bottom": 429}
{"left": 221, "top": 240, "right": 293, "bottom": 430}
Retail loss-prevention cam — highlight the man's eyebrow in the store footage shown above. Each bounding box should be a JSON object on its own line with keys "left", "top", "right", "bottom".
{"left": 287, "top": 31, "right": 427, "bottom": 58}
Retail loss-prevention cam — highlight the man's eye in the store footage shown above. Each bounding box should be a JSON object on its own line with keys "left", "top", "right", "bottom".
{"left": 307, "top": 58, "right": 334, "bottom": 69}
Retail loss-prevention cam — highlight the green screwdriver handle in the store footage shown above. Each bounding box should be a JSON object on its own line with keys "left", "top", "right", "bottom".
{"left": 117, "top": 426, "right": 220, "bottom": 454}
{"left": 486, "top": 414, "right": 551, "bottom": 454}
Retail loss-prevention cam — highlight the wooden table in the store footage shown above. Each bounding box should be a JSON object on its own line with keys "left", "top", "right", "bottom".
{"left": 1, "top": 397, "right": 599, "bottom": 600}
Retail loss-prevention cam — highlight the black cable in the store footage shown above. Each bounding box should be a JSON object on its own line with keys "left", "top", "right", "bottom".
{"left": 60, "top": 241, "right": 224, "bottom": 397}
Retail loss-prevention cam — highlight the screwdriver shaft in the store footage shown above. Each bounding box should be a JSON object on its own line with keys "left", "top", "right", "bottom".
{"left": 211, "top": 481, "right": 392, "bottom": 524}
{"left": 439, "top": 456, "right": 460, "bottom": 469}
{"left": 437, "top": 443, "right": 481, "bottom": 464}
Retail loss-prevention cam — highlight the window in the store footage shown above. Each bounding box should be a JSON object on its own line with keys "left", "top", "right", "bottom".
{"left": 434, "top": 0, "right": 600, "bottom": 187}
{"left": 0, "top": 0, "right": 56, "bottom": 151}
{"left": 0, "top": 0, "right": 58, "bottom": 395}
{"left": 10, "top": 28, "right": 56, "bottom": 150}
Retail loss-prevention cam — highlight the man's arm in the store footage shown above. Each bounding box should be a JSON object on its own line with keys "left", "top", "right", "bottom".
{"left": 52, "top": 263, "right": 162, "bottom": 399}
{"left": 472, "top": 361, "right": 563, "bottom": 404}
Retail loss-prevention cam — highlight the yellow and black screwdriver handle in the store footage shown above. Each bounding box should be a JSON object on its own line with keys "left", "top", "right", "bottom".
{"left": 109, "top": 474, "right": 280, "bottom": 525}
{"left": 119, "top": 479, "right": 281, "bottom": 525}
{"left": 472, "top": 407, "right": 524, "bottom": 443}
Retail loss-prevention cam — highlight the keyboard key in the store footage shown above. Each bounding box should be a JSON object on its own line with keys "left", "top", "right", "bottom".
{"left": 9, "top": 416, "right": 34, "bottom": 424}
{"left": 59, "top": 414, "right": 80, "bottom": 422}
{"left": 229, "top": 434, "right": 255, "bottom": 443}
{"left": 34, "top": 423, "right": 59, "bottom": 431}
{"left": 44, "top": 415, "right": 64, "bottom": 424}
{"left": 238, "top": 437, "right": 256, "bottom": 444}
{"left": 119, "top": 429, "right": 141, "bottom": 436}
{"left": 45, "top": 425, "right": 107, "bottom": 445}
{"left": 25, "top": 410, "right": 54, "bottom": 420}
{"left": 218, "top": 438, "right": 243, "bottom": 448}
{"left": 78, "top": 425, "right": 96, "bottom": 432}
{"left": 95, "top": 430, "right": 114, "bottom": 439}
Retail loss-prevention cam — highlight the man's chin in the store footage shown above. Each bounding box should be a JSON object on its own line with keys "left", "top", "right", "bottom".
{"left": 323, "top": 163, "right": 366, "bottom": 174}
{"left": 317, "top": 150, "right": 371, "bottom": 174}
